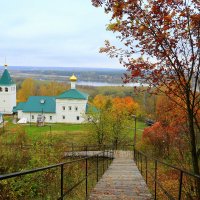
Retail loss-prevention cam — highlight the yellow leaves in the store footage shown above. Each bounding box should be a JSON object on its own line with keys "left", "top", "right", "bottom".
{"left": 106, "top": 21, "right": 120, "bottom": 32}
{"left": 17, "top": 79, "right": 70, "bottom": 102}
{"left": 93, "top": 95, "right": 112, "bottom": 109}
{"left": 38, "top": 81, "right": 69, "bottom": 96}
{"left": 17, "top": 78, "right": 37, "bottom": 102}
{"left": 92, "top": 95, "right": 139, "bottom": 116}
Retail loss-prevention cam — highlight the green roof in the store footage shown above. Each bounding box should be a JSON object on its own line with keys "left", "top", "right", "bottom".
{"left": 23, "top": 96, "right": 56, "bottom": 113}
{"left": 57, "top": 89, "right": 88, "bottom": 100}
{"left": 86, "top": 104, "right": 98, "bottom": 113}
{"left": 0, "top": 68, "right": 15, "bottom": 85}
{"left": 13, "top": 102, "right": 26, "bottom": 112}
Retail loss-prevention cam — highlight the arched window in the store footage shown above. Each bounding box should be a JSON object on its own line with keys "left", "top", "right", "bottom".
{"left": 0, "top": 87, "right": 2, "bottom": 92}
{"left": 5, "top": 87, "right": 8, "bottom": 92}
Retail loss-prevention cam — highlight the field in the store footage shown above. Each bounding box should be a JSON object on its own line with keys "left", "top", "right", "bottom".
{"left": 1, "top": 116, "right": 147, "bottom": 145}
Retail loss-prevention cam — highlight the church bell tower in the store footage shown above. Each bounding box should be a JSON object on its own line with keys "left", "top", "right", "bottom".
{"left": 0, "top": 64, "right": 16, "bottom": 114}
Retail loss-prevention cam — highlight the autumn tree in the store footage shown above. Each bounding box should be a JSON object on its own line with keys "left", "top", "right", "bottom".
{"left": 92, "top": 0, "right": 200, "bottom": 183}
{"left": 38, "top": 81, "right": 69, "bottom": 96}
{"left": 17, "top": 78, "right": 37, "bottom": 102}
{"left": 143, "top": 95, "right": 190, "bottom": 159}
{"left": 86, "top": 95, "right": 139, "bottom": 147}
{"left": 111, "top": 96, "right": 139, "bottom": 148}
{"left": 86, "top": 95, "right": 112, "bottom": 145}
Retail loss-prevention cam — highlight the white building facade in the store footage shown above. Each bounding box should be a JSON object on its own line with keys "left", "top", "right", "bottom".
{"left": 14, "top": 74, "right": 89, "bottom": 124}
{"left": 0, "top": 65, "right": 16, "bottom": 114}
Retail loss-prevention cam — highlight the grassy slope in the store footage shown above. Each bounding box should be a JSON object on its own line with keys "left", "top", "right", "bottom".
{"left": 2, "top": 115, "right": 147, "bottom": 145}
{"left": 128, "top": 120, "right": 147, "bottom": 141}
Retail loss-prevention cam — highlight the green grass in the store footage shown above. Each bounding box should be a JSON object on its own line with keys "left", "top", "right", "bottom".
{"left": 128, "top": 120, "right": 147, "bottom": 142}
{"left": 24, "top": 123, "right": 88, "bottom": 143}
{"left": 24, "top": 123, "right": 85, "bottom": 134}
{"left": 2, "top": 116, "right": 147, "bottom": 145}
{"left": 1, "top": 118, "right": 89, "bottom": 144}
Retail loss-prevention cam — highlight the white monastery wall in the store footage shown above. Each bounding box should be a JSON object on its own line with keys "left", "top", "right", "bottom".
{"left": 56, "top": 99, "right": 87, "bottom": 123}
{"left": 0, "top": 85, "right": 16, "bottom": 114}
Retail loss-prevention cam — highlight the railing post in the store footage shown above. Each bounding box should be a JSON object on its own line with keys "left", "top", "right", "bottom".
{"left": 96, "top": 155, "right": 99, "bottom": 182}
{"left": 60, "top": 164, "right": 64, "bottom": 200}
{"left": 110, "top": 148, "right": 112, "bottom": 164}
{"left": 141, "top": 154, "right": 143, "bottom": 174}
{"left": 72, "top": 143, "right": 74, "bottom": 157}
{"left": 109, "top": 148, "right": 111, "bottom": 164}
{"left": 85, "top": 145, "right": 88, "bottom": 157}
{"left": 107, "top": 149, "right": 109, "bottom": 169}
{"left": 178, "top": 170, "right": 183, "bottom": 200}
{"left": 103, "top": 146, "right": 105, "bottom": 173}
{"left": 86, "top": 157, "right": 88, "bottom": 199}
{"left": 112, "top": 145, "right": 114, "bottom": 159}
{"left": 145, "top": 156, "right": 148, "bottom": 184}
{"left": 155, "top": 160, "right": 157, "bottom": 200}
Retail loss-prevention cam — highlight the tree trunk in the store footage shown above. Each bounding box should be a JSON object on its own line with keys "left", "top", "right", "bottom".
{"left": 187, "top": 104, "right": 200, "bottom": 198}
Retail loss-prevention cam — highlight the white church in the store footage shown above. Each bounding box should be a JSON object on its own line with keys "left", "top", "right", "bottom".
{"left": 0, "top": 64, "right": 16, "bottom": 115}
{"left": 0, "top": 65, "right": 89, "bottom": 124}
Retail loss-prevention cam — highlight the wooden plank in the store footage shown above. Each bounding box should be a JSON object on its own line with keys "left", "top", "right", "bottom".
{"left": 89, "top": 150, "right": 152, "bottom": 200}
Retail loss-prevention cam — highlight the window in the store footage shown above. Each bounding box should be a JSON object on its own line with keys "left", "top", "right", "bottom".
{"left": 62, "top": 115, "right": 65, "bottom": 119}
{"left": 68, "top": 106, "right": 72, "bottom": 111}
{"left": 5, "top": 87, "right": 8, "bottom": 92}
{"left": 50, "top": 116, "right": 52, "bottom": 120}
{"left": 40, "top": 99, "right": 45, "bottom": 104}
{"left": 32, "top": 115, "right": 34, "bottom": 120}
{"left": 77, "top": 116, "right": 80, "bottom": 121}
{"left": 75, "top": 106, "right": 78, "bottom": 111}
{"left": 62, "top": 106, "right": 65, "bottom": 110}
{"left": 0, "top": 87, "right": 2, "bottom": 92}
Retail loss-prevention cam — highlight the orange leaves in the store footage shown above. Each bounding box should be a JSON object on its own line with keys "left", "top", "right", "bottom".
{"left": 190, "top": 14, "right": 200, "bottom": 29}
{"left": 112, "top": 96, "right": 139, "bottom": 115}
{"left": 142, "top": 94, "right": 188, "bottom": 155}
{"left": 112, "top": 2, "right": 125, "bottom": 18}
{"left": 156, "top": 95, "right": 186, "bottom": 126}
{"left": 92, "top": 95, "right": 139, "bottom": 117}
{"left": 190, "top": 14, "right": 200, "bottom": 23}
{"left": 138, "top": 25, "right": 148, "bottom": 34}
{"left": 164, "top": 15, "right": 172, "bottom": 23}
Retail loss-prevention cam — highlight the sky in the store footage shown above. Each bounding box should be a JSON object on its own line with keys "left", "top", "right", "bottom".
{"left": 0, "top": 0, "right": 122, "bottom": 68}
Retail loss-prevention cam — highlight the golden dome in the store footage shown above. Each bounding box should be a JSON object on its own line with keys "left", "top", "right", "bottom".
{"left": 70, "top": 74, "right": 77, "bottom": 82}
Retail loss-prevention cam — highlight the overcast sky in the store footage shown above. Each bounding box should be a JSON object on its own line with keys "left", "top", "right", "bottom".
{"left": 0, "top": 0, "right": 122, "bottom": 68}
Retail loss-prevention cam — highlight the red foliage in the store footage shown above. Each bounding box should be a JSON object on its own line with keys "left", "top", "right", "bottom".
{"left": 92, "top": 0, "right": 200, "bottom": 179}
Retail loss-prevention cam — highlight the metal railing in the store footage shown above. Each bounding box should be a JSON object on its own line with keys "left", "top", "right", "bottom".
{"left": 2, "top": 144, "right": 199, "bottom": 199}
{"left": 134, "top": 149, "right": 200, "bottom": 200}
{"left": 0, "top": 146, "right": 114, "bottom": 200}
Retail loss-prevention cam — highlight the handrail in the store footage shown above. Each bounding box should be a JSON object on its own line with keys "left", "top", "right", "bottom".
{"left": 0, "top": 147, "right": 114, "bottom": 199}
{"left": 134, "top": 148, "right": 200, "bottom": 200}
{"left": 2, "top": 144, "right": 199, "bottom": 199}
{"left": 0, "top": 150, "right": 109, "bottom": 180}
{"left": 135, "top": 149, "right": 200, "bottom": 179}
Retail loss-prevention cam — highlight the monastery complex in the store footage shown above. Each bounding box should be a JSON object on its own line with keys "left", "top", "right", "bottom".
{"left": 0, "top": 65, "right": 89, "bottom": 124}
